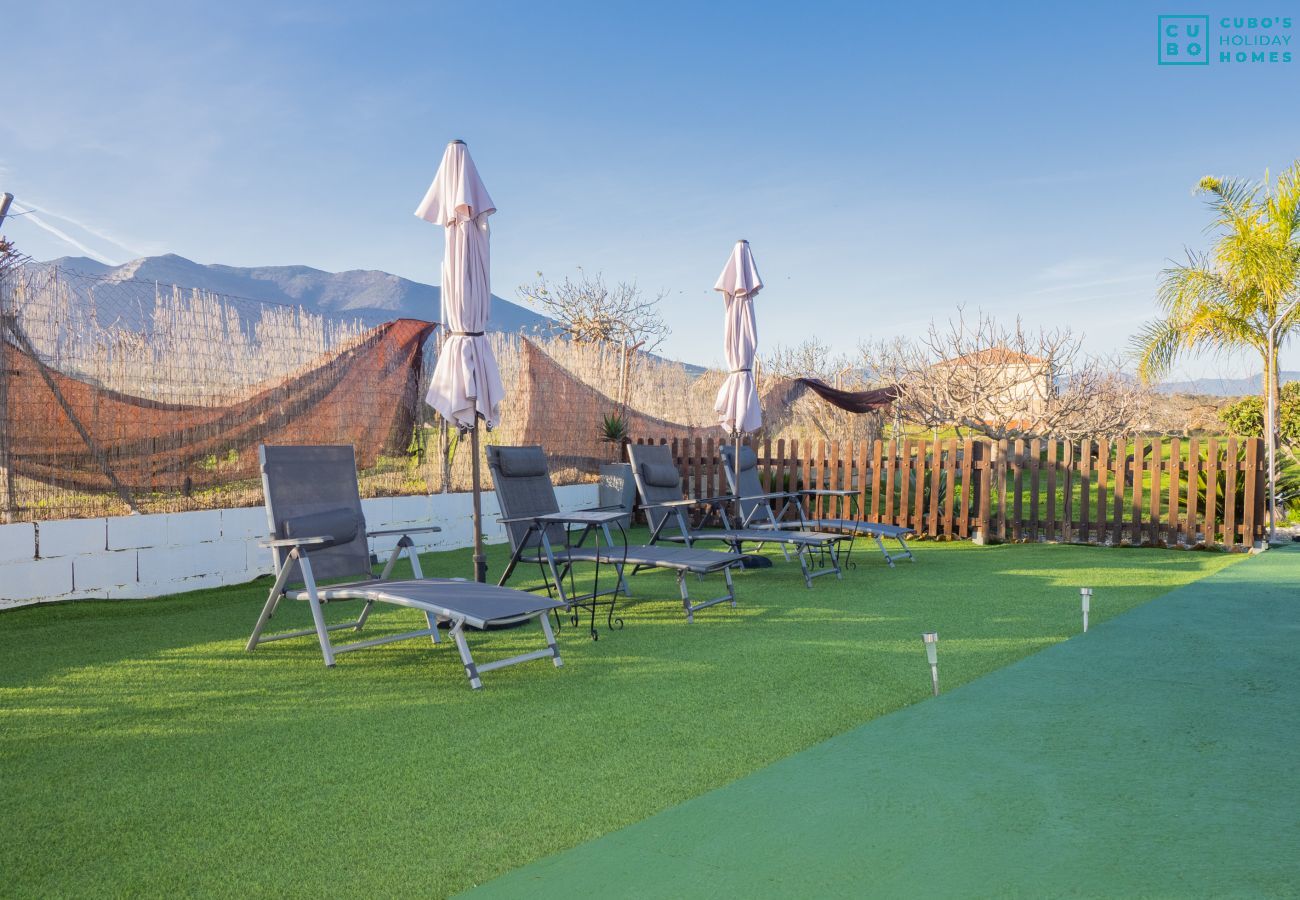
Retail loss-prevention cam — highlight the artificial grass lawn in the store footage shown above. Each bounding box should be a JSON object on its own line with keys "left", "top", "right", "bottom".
{"left": 475, "top": 546, "right": 1298, "bottom": 898}
{"left": 0, "top": 534, "right": 1242, "bottom": 897}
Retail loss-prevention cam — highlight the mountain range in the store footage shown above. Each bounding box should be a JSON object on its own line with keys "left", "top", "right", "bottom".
{"left": 39, "top": 253, "right": 553, "bottom": 334}
{"left": 37, "top": 254, "right": 1273, "bottom": 393}
{"left": 1153, "top": 373, "right": 1300, "bottom": 397}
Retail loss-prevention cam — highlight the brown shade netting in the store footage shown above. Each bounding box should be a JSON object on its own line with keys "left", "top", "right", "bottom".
{"left": 2, "top": 318, "right": 435, "bottom": 495}
{"left": 791, "top": 378, "right": 898, "bottom": 413}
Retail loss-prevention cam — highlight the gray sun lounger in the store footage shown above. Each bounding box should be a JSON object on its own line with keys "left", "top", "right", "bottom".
{"left": 246, "top": 445, "right": 565, "bottom": 689}
{"left": 787, "top": 516, "right": 914, "bottom": 566}
{"left": 627, "top": 443, "right": 848, "bottom": 588}
{"left": 488, "top": 445, "right": 742, "bottom": 624}
{"left": 720, "top": 444, "right": 915, "bottom": 567}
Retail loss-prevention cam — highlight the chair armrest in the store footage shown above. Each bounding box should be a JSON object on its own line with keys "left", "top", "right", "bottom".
{"left": 258, "top": 535, "right": 332, "bottom": 549}
{"left": 636, "top": 498, "right": 696, "bottom": 511}
{"left": 497, "top": 514, "right": 548, "bottom": 525}
{"left": 367, "top": 526, "right": 442, "bottom": 537}
{"left": 800, "top": 489, "right": 856, "bottom": 497}
{"left": 738, "top": 491, "right": 797, "bottom": 502}
{"left": 695, "top": 493, "right": 737, "bottom": 507}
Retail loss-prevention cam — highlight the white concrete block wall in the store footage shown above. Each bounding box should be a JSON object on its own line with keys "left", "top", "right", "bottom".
{"left": 37, "top": 518, "right": 107, "bottom": 557}
{"left": 5, "top": 558, "right": 75, "bottom": 603}
{"left": 0, "top": 484, "right": 599, "bottom": 611}
{"left": 72, "top": 550, "right": 138, "bottom": 592}
{"left": 0, "top": 523, "right": 36, "bottom": 564}
{"left": 107, "top": 513, "right": 166, "bottom": 551}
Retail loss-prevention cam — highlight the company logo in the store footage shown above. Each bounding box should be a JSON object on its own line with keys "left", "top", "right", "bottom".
{"left": 1158, "top": 15, "right": 1294, "bottom": 65}
{"left": 1159, "top": 15, "right": 1209, "bottom": 64}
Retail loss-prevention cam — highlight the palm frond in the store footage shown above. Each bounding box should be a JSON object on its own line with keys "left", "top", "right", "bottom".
{"left": 1130, "top": 318, "right": 1184, "bottom": 384}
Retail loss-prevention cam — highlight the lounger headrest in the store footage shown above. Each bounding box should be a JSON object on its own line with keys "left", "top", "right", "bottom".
{"left": 495, "top": 446, "right": 549, "bottom": 478}
{"left": 731, "top": 445, "right": 757, "bottom": 472}
{"left": 280, "top": 507, "right": 360, "bottom": 549}
{"left": 640, "top": 462, "right": 681, "bottom": 488}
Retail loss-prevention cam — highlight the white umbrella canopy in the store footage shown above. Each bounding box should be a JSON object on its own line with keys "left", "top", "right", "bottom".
{"left": 416, "top": 140, "right": 505, "bottom": 429}
{"left": 415, "top": 139, "right": 502, "bottom": 582}
{"left": 713, "top": 240, "right": 763, "bottom": 436}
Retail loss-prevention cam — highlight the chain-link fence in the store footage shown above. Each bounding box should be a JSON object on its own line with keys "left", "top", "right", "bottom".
{"left": 0, "top": 264, "right": 448, "bottom": 521}
{"left": 0, "top": 261, "right": 869, "bottom": 523}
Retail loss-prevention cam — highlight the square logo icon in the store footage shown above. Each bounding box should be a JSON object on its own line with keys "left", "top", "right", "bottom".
{"left": 1159, "top": 15, "right": 1210, "bottom": 64}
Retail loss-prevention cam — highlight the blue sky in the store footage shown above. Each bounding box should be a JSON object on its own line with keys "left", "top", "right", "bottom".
{"left": 4, "top": 1, "right": 1299, "bottom": 379}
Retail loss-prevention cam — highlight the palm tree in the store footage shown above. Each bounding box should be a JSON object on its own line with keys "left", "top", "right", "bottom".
{"left": 1133, "top": 161, "right": 1300, "bottom": 538}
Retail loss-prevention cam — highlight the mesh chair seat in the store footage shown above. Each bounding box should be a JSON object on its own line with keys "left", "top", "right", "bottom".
{"left": 288, "top": 578, "right": 564, "bottom": 631}
{"left": 794, "top": 518, "right": 915, "bottom": 538}
{"left": 539, "top": 543, "right": 739, "bottom": 574}
{"left": 681, "top": 527, "right": 848, "bottom": 547}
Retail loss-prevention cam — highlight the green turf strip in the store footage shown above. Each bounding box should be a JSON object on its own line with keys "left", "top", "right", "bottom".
{"left": 471, "top": 545, "right": 1299, "bottom": 899}
{"left": 0, "top": 534, "right": 1241, "bottom": 897}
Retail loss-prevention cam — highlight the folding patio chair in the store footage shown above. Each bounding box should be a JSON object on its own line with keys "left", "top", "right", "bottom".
{"left": 488, "top": 445, "right": 744, "bottom": 625}
{"left": 720, "top": 443, "right": 916, "bottom": 567}
{"left": 246, "top": 445, "right": 565, "bottom": 689}
{"left": 627, "top": 442, "right": 848, "bottom": 588}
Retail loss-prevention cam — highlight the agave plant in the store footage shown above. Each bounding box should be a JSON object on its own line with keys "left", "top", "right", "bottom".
{"left": 600, "top": 412, "right": 630, "bottom": 444}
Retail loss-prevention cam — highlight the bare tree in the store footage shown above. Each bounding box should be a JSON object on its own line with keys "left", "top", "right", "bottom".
{"left": 0, "top": 237, "right": 25, "bottom": 274}
{"left": 517, "top": 268, "right": 670, "bottom": 352}
{"left": 861, "top": 309, "right": 1151, "bottom": 442}
{"left": 761, "top": 337, "right": 885, "bottom": 444}
{"left": 861, "top": 310, "right": 1151, "bottom": 512}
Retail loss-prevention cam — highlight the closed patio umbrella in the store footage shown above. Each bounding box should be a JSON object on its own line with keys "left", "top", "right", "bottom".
{"left": 416, "top": 139, "right": 504, "bottom": 583}
{"left": 714, "top": 239, "right": 763, "bottom": 477}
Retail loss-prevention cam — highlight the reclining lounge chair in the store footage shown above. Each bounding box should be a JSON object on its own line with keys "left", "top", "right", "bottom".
{"left": 627, "top": 442, "right": 848, "bottom": 588}
{"left": 246, "top": 445, "right": 565, "bottom": 689}
{"left": 488, "top": 445, "right": 743, "bottom": 625}
{"left": 720, "top": 444, "right": 915, "bottom": 567}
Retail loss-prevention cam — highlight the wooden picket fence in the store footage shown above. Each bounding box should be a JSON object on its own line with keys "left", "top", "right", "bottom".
{"left": 634, "top": 434, "right": 1267, "bottom": 551}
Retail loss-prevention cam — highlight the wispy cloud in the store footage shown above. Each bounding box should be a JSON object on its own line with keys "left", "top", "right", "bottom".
{"left": 1011, "top": 257, "right": 1157, "bottom": 305}
{"left": 18, "top": 212, "right": 119, "bottom": 265}
{"left": 1024, "top": 273, "right": 1154, "bottom": 296}
{"left": 1036, "top": 257, "right": 1114, "bottom": 282}
{"left": 17, "top": 199, "right": 142, "bottom": 259}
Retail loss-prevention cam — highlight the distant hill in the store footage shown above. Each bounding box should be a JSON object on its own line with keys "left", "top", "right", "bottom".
{"left": 1155, "top": 373, "right": 1300, "bottom": 397}
{"left": 38, "top": 253, "right": 553, "bottom": 335}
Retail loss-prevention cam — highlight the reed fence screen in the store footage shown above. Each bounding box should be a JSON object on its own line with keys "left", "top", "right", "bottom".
{"left": 636, "top": 434, "right": 1267, "bottom": 551}
{"left": 0, "top": 264, "right": 444, "bottom": 522}
{"left": 0, "top": 263, "right": 675, "bottom": 523}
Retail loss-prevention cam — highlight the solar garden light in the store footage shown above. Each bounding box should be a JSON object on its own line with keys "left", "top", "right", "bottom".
{"left": 1080, "top": 587, "right": 1092, "bottom": 633}
{"left": 922, "top": 632, "right": 940, "bottom": 696}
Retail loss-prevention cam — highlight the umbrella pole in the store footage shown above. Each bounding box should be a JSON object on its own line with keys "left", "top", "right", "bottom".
{"left": 733, "top": 430, "right": 742, "bottom": 526}
{"left": 734, "top": 430, "right": 741, "bottom": 495}
{"left": 470, "top": 421, "right": 488, "bottom": 583}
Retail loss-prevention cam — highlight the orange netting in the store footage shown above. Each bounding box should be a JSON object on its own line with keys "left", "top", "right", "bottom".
{"left": 2, "top": 317, "right": 434, "bottom": 496}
